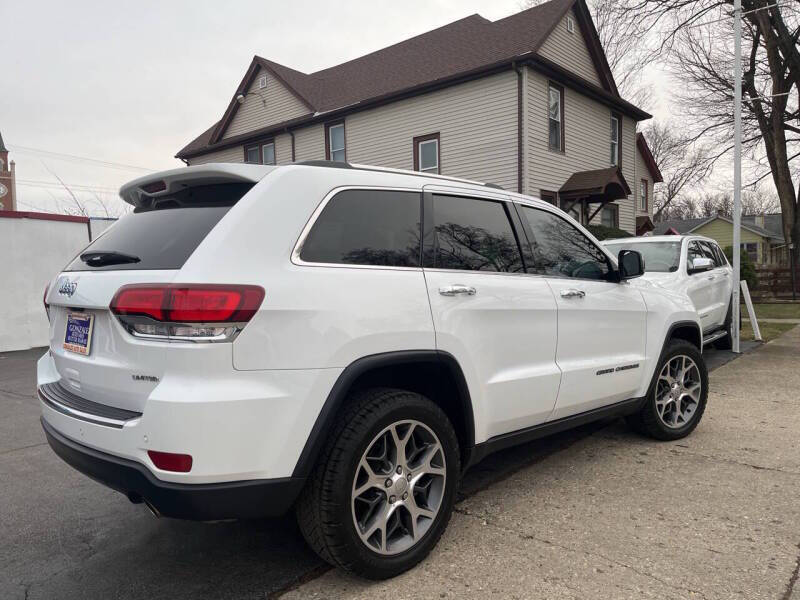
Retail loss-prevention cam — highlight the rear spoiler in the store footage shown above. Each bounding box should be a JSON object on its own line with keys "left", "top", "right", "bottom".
{"left": 119, "top": 164, "right": 275, "bottom": 208}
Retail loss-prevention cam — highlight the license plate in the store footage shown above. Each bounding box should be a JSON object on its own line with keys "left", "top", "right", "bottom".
{"left": 63, "top": 313, "right": 95, "bottom": 355}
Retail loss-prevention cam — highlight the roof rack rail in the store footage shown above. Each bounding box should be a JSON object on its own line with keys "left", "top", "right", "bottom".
{"left": 292, "top": 160, "right": 505, "bottom": 191}
{"left": 294, "top": 160, "right": 354, "bottom": 170}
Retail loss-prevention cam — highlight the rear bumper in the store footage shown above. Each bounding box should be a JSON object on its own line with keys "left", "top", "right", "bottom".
{"left": 42, "top": 418, "right": 305, "bottom": 520}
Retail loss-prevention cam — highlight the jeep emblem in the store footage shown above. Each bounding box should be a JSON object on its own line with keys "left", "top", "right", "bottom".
{"left": 58, "top": 279, "right": 78, "bottom": 298}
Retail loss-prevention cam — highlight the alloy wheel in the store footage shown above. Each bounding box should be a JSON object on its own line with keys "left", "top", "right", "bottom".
{"left": 655, "top": 355, "right": 702, "bottom": 429}
{"left": 351, "top": 420, "right": 446, "bottom": 555}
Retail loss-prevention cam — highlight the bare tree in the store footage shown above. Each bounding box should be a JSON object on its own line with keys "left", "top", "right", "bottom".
{"left": 39, "top": 161, "right": 129, "bottom": 218}
{"left": 645, "top": 121, "right": 714, "bottom": 220}
{"left": 606, "top": 0, "right": 800, "bottom": 259}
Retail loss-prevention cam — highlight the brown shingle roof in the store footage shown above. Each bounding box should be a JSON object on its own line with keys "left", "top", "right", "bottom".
{"left": 178, "top": 0, "right": 647, "bottom": 159}
{"left": 559, "top": 167, "right": 632, "bottom": 202}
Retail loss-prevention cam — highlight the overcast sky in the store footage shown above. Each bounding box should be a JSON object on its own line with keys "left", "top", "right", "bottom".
{"left": 1, "top": 0, "right": 673, "bottom": 216}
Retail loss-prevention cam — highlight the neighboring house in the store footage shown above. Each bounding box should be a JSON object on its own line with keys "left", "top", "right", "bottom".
{"left": 653, "top": 214, "right": 787, "bottom": 265}
{"left": 176, "top": 0, "right": 657, "bottom": 235}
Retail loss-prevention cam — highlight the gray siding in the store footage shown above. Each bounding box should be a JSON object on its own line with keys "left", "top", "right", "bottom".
{"left": 538, "top": 9, "right": 602, "bottom": 87}
{"left": 186, "top": 132, "right": 293, "bottom": 166}
{"left": 186, "top": 145, "right": 244, "bottom": 165}
{"left": 293, "top": 123, "right": 325, "bottom": 162}
{"left": 525, "top": 67, "right": 636, "bottom": 234}
{"left": 223, "top": 68, "right": 310, "bottom": 140}
{"left": 345, "top": 71, "right": 518, "bottom": 190}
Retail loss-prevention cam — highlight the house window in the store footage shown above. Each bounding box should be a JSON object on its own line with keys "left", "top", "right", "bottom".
{"left": 413, "top": 133, "right": 440, "bottom": 174}
{"left": 262, "top": 142, "right": 276, "bottom": 165}
{"left": 258, "top": 75, "right": 267, "bottom": 89}
{"left": 540, "top": 190, "right": 558, "bottom": 206}
{"left": 245, "top": 146, "right": 260, "bottom": 164}
{"left": 601, "top": 204, "right": 619, "bottom": 228}
{"left": 640, "top": 179, "right": 648, "bottom": 211}
{"left": 244, "top": 140, "right": 276, "bottom": 164}
{"left": 610, "top": 114, "right": 621, "bottom": 166}
{"left": 326, "top": 122, "right": 346, "bottom": 162}
{"left": 548, "top": 83, "right": 564, "bottom": 152}
{"left": 741, "top": 242, "right": 758, "bottom": 262}
{"left": 566, "top": 15, "right": 575, "bottom": 33}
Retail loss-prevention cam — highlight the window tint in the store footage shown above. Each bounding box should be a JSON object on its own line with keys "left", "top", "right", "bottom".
{"left": 698, "top": 241, "right": 721, "bottom": 267}
{"left": 520, "top": 206, "right": 611, "bottom": 280}
{"left": 65, "top": 183, "right": 253, "bottom": 271}
{"left": 713, "top": 243, "right": 729, "bottom": 266}
{"left": 426, "top": 195, "right": 524, "bottom": 272}
{"left": 300, "top": 189, "right": 420, "bottom": 267}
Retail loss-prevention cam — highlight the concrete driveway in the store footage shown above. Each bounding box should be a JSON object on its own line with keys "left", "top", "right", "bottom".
{"left": 0, "top": 335, "right": 795, "bottom": 599}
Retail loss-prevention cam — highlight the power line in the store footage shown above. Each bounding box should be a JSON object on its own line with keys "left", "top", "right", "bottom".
{"left": 8, "top": 145, "right": 157, "bottom": 172}
{"left": 17, "top": 178, "right": 120, "bottom": 190}
{"left": 685, "top": 2, "right": 795, "bottom": 29}
{"left": 16, "top": 180, "right": 120, "bottom": 194}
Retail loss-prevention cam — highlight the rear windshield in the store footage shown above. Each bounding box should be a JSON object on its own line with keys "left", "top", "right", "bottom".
{"left": 65, "top": 183, "right": 253, "bottom": 271}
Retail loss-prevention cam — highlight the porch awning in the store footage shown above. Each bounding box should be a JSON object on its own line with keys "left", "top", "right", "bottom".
{"left": 559, "top": 167, "right": 631, "bottom": 204}
{"left": 636, "top": 215, "right": 654, "bottom": 235}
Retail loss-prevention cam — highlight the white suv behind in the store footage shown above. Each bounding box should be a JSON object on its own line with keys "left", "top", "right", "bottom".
{"left": 40, "top": 162, "right": 708, "bottom": 578}
{"left": 603, "top": 235, "right": 736, "bottom": 349}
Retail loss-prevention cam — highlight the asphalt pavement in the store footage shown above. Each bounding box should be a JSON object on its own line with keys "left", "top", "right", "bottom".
{"left": 0, "top": 341, "right": 768, "bottom": 599}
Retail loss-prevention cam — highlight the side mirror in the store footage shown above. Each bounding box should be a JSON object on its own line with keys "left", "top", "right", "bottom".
{"left": 618, "top": 249, "right": 645, "bottom": 280}
{"left": 688, "top": 257, "right": 714, "bottom": 274}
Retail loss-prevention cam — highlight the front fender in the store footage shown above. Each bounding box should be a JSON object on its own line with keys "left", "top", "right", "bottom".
{"left": 637, "top": 287, "right": 702, "bottom": 398}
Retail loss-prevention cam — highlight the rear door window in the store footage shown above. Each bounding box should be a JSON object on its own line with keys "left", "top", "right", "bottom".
{"left": 424, "top": 194, "right": 525, "bottom": 272}
{"left": 299, "top": 189, "right": 421, "bottom": 267}
{"left": 65, "top": 183, "right": 253, "bottom": 271}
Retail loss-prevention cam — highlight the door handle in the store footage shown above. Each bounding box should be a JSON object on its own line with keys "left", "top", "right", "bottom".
{"left": 560, "top": 289, "right": 586, "bottom": 299}
{"left": 439, "top": 285, "right": 477, "bottom": 297}
{"left": 707, "top": 275, "right": 716, "bottom": 280}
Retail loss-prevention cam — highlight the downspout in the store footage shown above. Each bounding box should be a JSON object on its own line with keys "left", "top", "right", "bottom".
{"left": 513, "top": 62, "right": 523, "bottom": 194}
{"left": 286, "top": 128, "right": 296, "bottom": 162}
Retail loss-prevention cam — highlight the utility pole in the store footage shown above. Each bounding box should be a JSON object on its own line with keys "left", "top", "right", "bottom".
{"left": 732, "top": 0, "right": 742, "bottom": 353}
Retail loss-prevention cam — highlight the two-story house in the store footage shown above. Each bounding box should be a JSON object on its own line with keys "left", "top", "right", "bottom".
{"left": 176, "top": 0, "right": 659, "bottom": 235}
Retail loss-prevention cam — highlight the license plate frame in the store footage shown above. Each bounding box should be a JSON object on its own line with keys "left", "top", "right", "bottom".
{"left": 63, "top": 312, "right": 95, "bottom": 356}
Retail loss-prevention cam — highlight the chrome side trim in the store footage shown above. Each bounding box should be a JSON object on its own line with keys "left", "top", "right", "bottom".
{"left": 38, "top": 382, "right": 142, "bottom": 429}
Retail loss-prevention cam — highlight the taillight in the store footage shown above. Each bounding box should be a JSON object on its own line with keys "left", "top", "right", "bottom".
{"left": 147, "top": 450, "right": 192, "bottom": 472}
{"left": 43, "top": 283, "right": 50, "bottom": 322}
{"left": 110, "top": 284, "right": 264, "bottom": 342}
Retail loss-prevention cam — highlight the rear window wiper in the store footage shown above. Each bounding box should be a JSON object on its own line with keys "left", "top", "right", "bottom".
{"left": 80, "top": 251, "right": 141, "bottom": 267}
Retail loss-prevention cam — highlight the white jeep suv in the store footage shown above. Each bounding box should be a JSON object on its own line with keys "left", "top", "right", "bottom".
{"left": 603, "top": 235, "right": 736, "bottom": 349}
{"left": 39, "top": 162, "right": 707, "bottom": 579}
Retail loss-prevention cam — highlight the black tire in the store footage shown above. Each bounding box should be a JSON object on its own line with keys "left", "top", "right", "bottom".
{"left": 295, "top": 387, "right": 461, "bottom": 579}
{"left": 627, "top": 340, "right": 709, "bottom": 441}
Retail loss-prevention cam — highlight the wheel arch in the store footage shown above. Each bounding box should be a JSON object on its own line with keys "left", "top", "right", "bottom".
{"left": 665, "top": 320, "right": 702, "bottom": 351}
{"left": 291, "top": 351, "right": 476, "bottom": 478}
